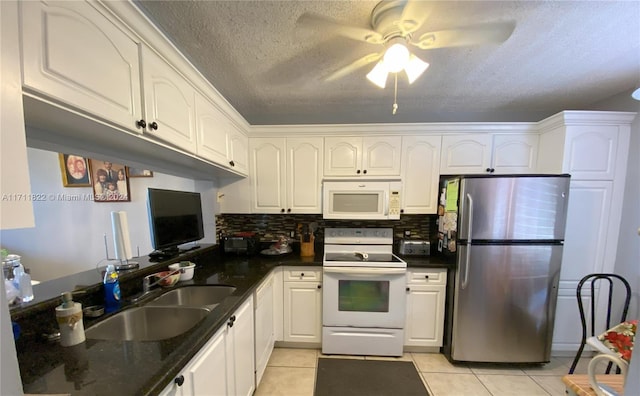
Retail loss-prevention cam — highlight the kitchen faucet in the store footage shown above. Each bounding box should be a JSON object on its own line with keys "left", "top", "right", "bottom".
{"left": 129, "top": 268, "right": 183, "bottom": 303}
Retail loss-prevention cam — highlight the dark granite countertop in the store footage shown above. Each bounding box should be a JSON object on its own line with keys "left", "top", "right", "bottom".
{"left": 13, "top": 245, "right": 452, "bottom": 395}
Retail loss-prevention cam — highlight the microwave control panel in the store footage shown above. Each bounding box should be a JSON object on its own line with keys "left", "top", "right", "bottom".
{"left": 389, "top": 190, "right": 401, "bottom": 217}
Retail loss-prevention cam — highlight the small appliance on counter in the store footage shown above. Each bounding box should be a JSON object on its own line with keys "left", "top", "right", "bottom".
{"left": 397, "top": 239, "right": 430, "bottom": 256}
{"left": 221, "top": 232, "right": 260, "bottom": 256}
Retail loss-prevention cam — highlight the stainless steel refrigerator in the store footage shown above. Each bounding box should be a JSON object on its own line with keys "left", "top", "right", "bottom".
{"left": 439, "top": 174, "right": 570, "bottom": 363}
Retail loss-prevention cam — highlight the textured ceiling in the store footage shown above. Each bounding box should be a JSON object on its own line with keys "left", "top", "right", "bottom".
{"left": 134, "top": 0, "right": 640, "bottom": 125}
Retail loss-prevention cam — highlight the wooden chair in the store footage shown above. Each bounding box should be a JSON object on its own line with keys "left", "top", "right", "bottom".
{"left": 568, "top": 273, "right": 631, "bottom": 374}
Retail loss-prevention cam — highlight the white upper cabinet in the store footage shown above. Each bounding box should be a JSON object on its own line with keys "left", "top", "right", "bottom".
{"left": 249, "top": 139, "right": 286, "bottom": 213}
{"left": 141, "top": 45, "right": 197, "bottom": 153}
{"left": 249, "top": 137, "right": 323, "bottom": 214}
{"left": 195, "top": 91, "right": 248, "bottom": 175}
{"left": 229, "top": 128, "right": 249, "bottom": 175}
{"left": 20, "top": 0, "right": 143, "bottom": 132}
{"left": 491, "top": 134, "right": 539, "bottom": 174}
{"left": 563, "top": 126, "right": 619, "bottom": 180}
{"left": 440, "top": 134, "right": 538, "bottom": 174}
{"left": 2, "top": 1, "right": 35, "bottom": 230}
{"left": 400, "top": 136, "right": 441, "bottom": 214}
{"left": 324, "top": 136, "right": 401, "bottom": 177}
{"left": 286, "top": 138, "right": 323, "bottom": 213}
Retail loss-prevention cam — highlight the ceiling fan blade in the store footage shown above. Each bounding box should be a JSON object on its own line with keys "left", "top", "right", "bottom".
{"left": 297, "top": 13, "right": 384, "bottom": 44}
{"left": 412, "top": 22, "right": 516, "bottom": 50}
{"left": 325, "top": 53, "right": 383, "bottom": 82}
{"left": 399, "top": 0, "right": 435, "bottom": 35}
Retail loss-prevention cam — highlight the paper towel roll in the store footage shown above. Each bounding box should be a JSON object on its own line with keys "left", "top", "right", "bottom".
{"left": 111, "top": 211, "right": 132, "bottom": 260}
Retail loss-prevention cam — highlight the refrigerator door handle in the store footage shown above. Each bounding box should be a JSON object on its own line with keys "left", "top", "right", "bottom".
{"left": 462, "top": 193, "right": 474, "bottom": 289}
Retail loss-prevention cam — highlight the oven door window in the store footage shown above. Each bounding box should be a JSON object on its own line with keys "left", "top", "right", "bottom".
{"left": 338, "top": 280, "right": 390, "bottom": 312}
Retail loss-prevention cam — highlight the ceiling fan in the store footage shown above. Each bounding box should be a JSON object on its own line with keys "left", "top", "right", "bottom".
{"left": 297, "top": 0, "right": 515, "bottom": 90}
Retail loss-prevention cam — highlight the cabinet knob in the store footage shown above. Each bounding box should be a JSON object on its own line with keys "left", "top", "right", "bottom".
{"left": 356, "top": 169, "right": 361, "bottom": 174}
{"left": 406, "top": 287, "right": 410, "bottom": 292}
{"left": 229, "top": 160, "right": 235, "bottom": 167}
{"left": 136, "top": 119, "right": 146, "bottom": 129}
{"left": 287, "top": 208, "right": 291, "bottom": 213}
{"left": 149, "top": 121, "right": 159, "bottom": 130}
{"left": 425, "top": 275, "right": 430, "bottom": 279}
{"left": 300, "top": 273, "right": 304, "bottom": 277}
{"left": 317, "top": 284, "right": 322, "bottom": 289}
{"left": 491, "top": 168, "right": 495, "bottom": 173}
{"left": 228, "top": 320, "right": 234, "bottom": 328}
{"left": 363, "top": 170, "right": 367, "bottom": 174}
{"left": 230, "top": 315, "right": 236, "bottom": 322}
{"left": 280, "top": 208, "right": 285, "bottom": 213}
{"left": 485, "top": 168, "right": 492, "bottom": 173}
{"left": 175, "top": 375, "right": 185, "bottom": 386}
{"left": 400, "top": 209, "right": 404, "bottom": 214}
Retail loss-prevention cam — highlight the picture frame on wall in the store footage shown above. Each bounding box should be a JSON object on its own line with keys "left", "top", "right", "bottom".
{"left": 88, "top": 159, "right": 130, "bottom": 202}
{"left": 127, "top": 168, "right": 154, "bottom": 178}
{"left": 58, "top": 154, "right": 91, "bottom": 187}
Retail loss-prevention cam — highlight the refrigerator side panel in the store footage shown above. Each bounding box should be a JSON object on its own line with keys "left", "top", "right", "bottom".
{"left": 451, "top": 244, "right": 563, "bottom": 363}
{"left": 459, "top": 176, "right": 570, "bottom": 241}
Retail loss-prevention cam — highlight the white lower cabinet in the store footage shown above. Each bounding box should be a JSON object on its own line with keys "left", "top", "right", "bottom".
{"left": 254, "top": 271, "right": 275, "bottom": 387}
{"left": 404, "top": 268, "right": 447, "bottom": 348}
{"left": 283, "top": 267, "right": 322, "bottom": 343}
{"left": 161, "top": 298, "right": 255, "bottom": 396}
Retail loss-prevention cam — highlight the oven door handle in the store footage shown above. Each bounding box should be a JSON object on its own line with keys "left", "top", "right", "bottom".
{"left": 323, "top": 267, "right": 406, "bottom": 275}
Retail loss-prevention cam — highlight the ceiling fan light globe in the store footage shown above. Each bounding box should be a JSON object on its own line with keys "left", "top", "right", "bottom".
{"left": 366, "top": 61, "right": 389, "bottom": 89}
{"left": 405, "top": 55, "right": 429, "bottom": 84}
{"left": 383, "top": 43, "right": 410, "bottom": 73}
{"left": 632, "top": 87, "right": 640, "bottom": 101}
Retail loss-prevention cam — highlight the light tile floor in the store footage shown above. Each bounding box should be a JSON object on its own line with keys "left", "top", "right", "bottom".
{"left": 255, "top": 348, "right": 594, "bottom": 396}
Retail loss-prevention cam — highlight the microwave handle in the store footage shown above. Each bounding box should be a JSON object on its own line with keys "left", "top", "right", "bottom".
{"left": 384, "top": 190, "right": 389, "bottom": 216}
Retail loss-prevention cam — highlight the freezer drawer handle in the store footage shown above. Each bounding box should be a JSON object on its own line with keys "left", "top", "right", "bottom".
{"left": 462, "top": 193, "right": 473, "bottom": 289}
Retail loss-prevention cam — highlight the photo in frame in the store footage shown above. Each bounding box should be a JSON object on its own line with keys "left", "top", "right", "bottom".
{"left": 127, "top": 168, "right": 154, "bottom": 178}
{"left": 58, "top": 154, "right": 91, "bottom": 187}
{"left": 88, "top": 159, "right": 130, "bottom": 202}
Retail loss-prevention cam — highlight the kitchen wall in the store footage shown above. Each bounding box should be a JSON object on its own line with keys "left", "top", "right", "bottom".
{"left": 0, "top": 148, "right": 218, "bottom": 282}
{"left": 589, "top": 89, "right": 640, "bottom": 318}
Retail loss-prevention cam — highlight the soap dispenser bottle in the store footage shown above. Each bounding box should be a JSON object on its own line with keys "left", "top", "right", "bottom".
{"left": 103, "top": 264, "right": 121, "bottom": 313}
{"left": 56, "top": 291, "right": 85, "bottom": 346}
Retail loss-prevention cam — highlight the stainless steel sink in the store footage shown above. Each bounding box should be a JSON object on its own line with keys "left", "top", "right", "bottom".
{"left": 145, "top": 285, "right": 236, "bottom": 310}
{"left": 85, "top": 306, "right": 210, "bottom": 341}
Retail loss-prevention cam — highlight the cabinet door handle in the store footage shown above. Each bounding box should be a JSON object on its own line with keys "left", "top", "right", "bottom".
{"left": 356, "top": 169, "right": 361, "bottom": 174}
{"left": 175, "top": 375, "right": 184, "bottom": 386}
{"left": 485, "top": 167, "right": 492, "bottom": 173}
{"left": 363, "top": 169, "right": 367, "bottom": 174}
{"left": 406, "top": 287, "right": 410, "bottom": 292}
{"left": 229, "top": 160, "right": 235, "bottom": 167}
{"left": 280, "top": 208, "right": 285, "bottom": 213}
{"left": 149, "top": 121, "right": 159, "bottom": 130}
{"left": 287, "top": 208, "right": 291, "bottom": 213}
{"left": 136, "top": 119, "right": 146, "bottom": 129}
{"left": 317, "top": 284, "right": 322, "bottom": 289}
{"left": 228, "top": 320, "right": 234, "bottom": 328}
{"left": 230, "top": 315, "right": 236, "bottom": 322}
{"left": 300, "top": 273, "right": 304, "bottom": 277}
{"left": 425, "top": 275, "right": 430, "bottom": 279}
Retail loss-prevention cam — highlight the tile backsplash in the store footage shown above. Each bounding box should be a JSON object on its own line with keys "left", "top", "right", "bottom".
{"left": 215, "top": 214, "right": 437, "bottom": 244}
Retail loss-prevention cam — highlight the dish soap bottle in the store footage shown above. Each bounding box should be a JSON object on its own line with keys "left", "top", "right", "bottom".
{"left": 103, "top": 264, "right": 121, "bottom": 313}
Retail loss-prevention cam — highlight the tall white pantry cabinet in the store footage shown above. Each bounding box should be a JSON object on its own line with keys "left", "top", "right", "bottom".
{"left": 536, "top": 111, "right": 635, "bottom": 352}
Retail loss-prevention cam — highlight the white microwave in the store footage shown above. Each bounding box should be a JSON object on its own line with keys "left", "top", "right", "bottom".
{"left": 322, "top": 181, "right": 402, "bottom": 220}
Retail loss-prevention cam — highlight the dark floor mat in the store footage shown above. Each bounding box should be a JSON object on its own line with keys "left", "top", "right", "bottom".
{"left": 314, "top": 358, "right": 429, "bottom": 396}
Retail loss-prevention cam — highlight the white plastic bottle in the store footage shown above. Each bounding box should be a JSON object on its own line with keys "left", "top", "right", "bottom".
{"left": 13, "top": 263, "right": 34, "bottom": 303}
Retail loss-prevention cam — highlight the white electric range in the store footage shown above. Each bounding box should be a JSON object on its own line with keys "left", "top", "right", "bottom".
{"left": 322, "top": 228, "right": 407, "bottom": 357}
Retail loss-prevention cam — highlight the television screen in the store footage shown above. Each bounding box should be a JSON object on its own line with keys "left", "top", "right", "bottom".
{"left": 147, "top": 188, "right": 204, "bottom": 252}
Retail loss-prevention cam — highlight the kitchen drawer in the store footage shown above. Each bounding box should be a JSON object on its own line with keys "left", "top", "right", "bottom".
{"left": 284, "top": 267, "right": 322, "bottom": 282}
{"left": 406, "top": 268, "right": 446, "bottom": 285}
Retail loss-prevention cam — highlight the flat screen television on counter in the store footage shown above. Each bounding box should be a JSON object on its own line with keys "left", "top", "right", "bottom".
{"left": 147, "top": 188, "right": 204, "bottom": 256}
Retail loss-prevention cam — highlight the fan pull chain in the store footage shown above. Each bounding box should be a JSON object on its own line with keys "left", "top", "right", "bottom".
{"left": 392, "top": 73, "right": 398, "bottom": 115}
